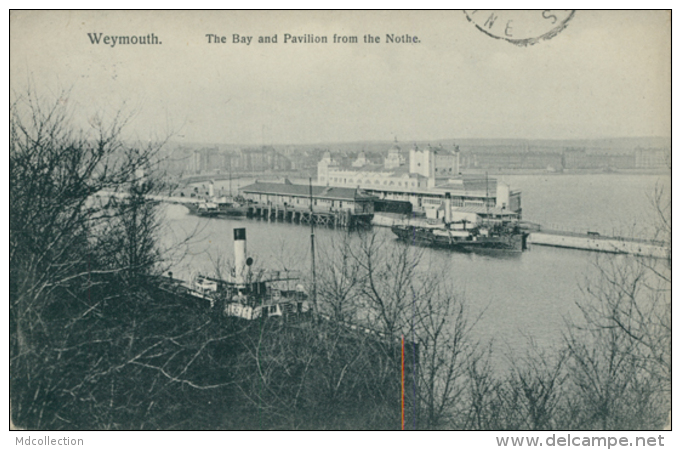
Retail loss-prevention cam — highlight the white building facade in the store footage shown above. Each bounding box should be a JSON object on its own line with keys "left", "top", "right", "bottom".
{"left": 317, "top": 141, "right": 521, "bottom": 218}
{"left": 318, "top": 141, "right": 460, "bottom": 191}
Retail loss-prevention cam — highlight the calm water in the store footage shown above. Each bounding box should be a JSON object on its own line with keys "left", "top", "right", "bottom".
{"left": 160, "top": 173, "right": 670, "bottom": 361}
{"left": 499, "top": 173, "right": 671, "bottom": 238}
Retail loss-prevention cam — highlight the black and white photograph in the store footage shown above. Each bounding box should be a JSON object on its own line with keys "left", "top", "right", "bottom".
{"left": 9, "top": 9, "right": 672, "bottom": 438}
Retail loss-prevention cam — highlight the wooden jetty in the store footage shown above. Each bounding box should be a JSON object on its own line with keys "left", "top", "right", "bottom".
{"left": 247, "top": 203, "right": 364, "bottom": 228}
{"left": 241, "top": 181, "right": 376, "bottom": 229}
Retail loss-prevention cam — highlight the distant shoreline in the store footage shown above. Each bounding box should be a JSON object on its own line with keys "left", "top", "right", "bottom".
{"left": 462, "top": 168, "right": 670, "bottom": 176}
{"left": 178, "top": 168, "right": 670, "bottom": 185}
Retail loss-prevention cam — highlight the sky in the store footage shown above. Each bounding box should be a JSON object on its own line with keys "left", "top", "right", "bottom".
{"left": 10, "top": 10, "right": 671, "bottom": 145}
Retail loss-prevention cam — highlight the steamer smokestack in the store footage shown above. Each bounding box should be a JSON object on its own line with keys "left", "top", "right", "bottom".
{"left": 208, "top": 180, "right": 215, "bottom": 198}
{"left": 234, "top": 228, "right": 247, "bottom": 284}
{"left": 445, "top": 192, "right": 452, "bottom": 224}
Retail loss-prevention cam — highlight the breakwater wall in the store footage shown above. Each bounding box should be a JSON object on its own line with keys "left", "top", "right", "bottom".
{"left": 527, "top": 230, "right": 667, "bottom": 258}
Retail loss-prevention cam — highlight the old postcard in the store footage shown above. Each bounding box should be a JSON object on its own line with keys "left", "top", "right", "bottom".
{"left": 10, "top": 10, "right": 671, "bottom": 439}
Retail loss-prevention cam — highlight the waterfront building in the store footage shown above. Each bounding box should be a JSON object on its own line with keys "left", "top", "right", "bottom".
{"left": 240, "top": 181, "right": 375, "bottom": 215}
{"left": 369, "top": 175, "right": 521, "bottom": 220}
{"left": 317, "top": 140, "right": 521, "bottom": 218}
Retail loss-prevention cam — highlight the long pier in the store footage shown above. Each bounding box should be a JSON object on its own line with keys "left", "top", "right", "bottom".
{"left": 246, "top": 204, "right": 370, "bottom": 229}
{"left": 96, "top": 191, "right": 370, "bottom": 229}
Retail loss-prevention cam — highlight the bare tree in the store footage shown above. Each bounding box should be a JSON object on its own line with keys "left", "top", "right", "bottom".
{"left": 312, "top": 231, "right": 484, "bottom": 429}
{"left": 410, "top": 274, "right": 480, "bottom": 429}
{"left": 353, "top": 231, "right": 428, "bottom": 337}
{"left": 501, "top": 340, "right": 568, "bottom": 430}
{"left": 315, "top": 233, "right": 366, "bottom": 322}
{"left": 226, "top": 319, "right": 401, "bottom": 429}
{"left": 561, "top": 185, "right": 671, "bottom": 430}
{"left": 9, "top": 90, "right": 231, "bottom": 429}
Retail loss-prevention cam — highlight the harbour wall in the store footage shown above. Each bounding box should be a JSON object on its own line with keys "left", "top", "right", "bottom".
{"left": 527, "top": 231, "right": 667, "bottom": 258}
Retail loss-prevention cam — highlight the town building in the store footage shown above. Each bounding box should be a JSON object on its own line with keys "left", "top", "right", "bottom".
{"left": 318, "top": 140, "right": 460, "bottom": 190}
{"left": 460, "top": 150, "right": 564, "bottom": 171}
{"left": 562, "top": 148, "right": 635, "bottom": 170}
{"left": 192, "top": 148, "right": 224, "bottom": 174}
{"left": 190, "top": 146, "right": 293, "bottom": 174}
{"left": 232, "top": 146, "right": 292, "bottom": 172}
{"left": 635, "top": 148, "right": 671, "bottom": 169}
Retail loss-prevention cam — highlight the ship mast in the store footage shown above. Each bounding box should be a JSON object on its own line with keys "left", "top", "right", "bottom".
{"left": 229, "top": 154, "right": 233, "bottom": 197}
{"left": 309, "top": 177, "right": 317, "bottom": 313}
{"left": 485, "top": 171, "right": 490, "bottom": 217}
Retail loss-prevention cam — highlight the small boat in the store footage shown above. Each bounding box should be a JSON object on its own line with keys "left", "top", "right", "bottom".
{"left": 186, "top": 197, "right": 248, "bottom": 218}
{"left": 216, "top": 197, "right": 248, "bottom": 218}
{"left": 187, "top": 200, "right": 220, "bottom": 217}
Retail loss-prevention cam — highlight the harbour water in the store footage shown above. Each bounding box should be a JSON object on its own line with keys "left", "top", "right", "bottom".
{"left": 498, "top": 173, "right": 670, "bottom": 239}
{"left": 160, "top": 173, "right": 670, "bottom": 365}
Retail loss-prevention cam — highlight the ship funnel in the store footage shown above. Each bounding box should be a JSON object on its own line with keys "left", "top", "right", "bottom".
{"left": 208, "top": 180, "right": 215, "bottom": 198}
{"left": 234, "top": 228, "right": 247, "bottom": 284}
{"left": 445, "top": 192, "right": 452, "bottom": 224}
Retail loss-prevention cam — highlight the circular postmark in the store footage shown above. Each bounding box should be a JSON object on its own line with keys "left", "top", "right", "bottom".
{"left": 463, "top": 10, "right": 575, "bottom": 46}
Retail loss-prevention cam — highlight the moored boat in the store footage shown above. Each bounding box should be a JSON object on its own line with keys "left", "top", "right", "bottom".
{"left": 391, "top": 192, "right": 528, "bottom": 253}
{"left": 161, "top": 228, "right": 311, "bottom": 321}
{"left": 392, "top": 221, "right": 528, "bottom": 253}
{"left": 216, "top": 197, "right": 248, "bottom": 218}
{"left": 185, "top": 200, "right": 220, "bottom": 217}
{"left": 186, "top": 197, "right": 248, "bottom": 218}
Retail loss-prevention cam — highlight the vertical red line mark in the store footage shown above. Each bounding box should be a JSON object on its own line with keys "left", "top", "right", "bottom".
{"left": 401, "top": 334, "right": 405, "bottom": 430}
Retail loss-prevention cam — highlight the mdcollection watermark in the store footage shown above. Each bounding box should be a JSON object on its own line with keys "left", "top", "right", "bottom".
{"left": 15, "top": 437, "right": 84, "bottom": 447}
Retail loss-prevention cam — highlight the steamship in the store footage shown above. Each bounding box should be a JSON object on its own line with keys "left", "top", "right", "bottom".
{"left": 162, "top": 228, "right": 310, "bottom": 320}
{"left": 391, "top": 193, "right": 529, "bottom": 253}
{"left": 391, "top": 222, "right": 528, "bottom": 253}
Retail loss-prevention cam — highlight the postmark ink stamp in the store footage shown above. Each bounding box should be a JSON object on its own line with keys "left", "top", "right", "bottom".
{"left": 464, "top": 10, "right": 575, "bottom": 46}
